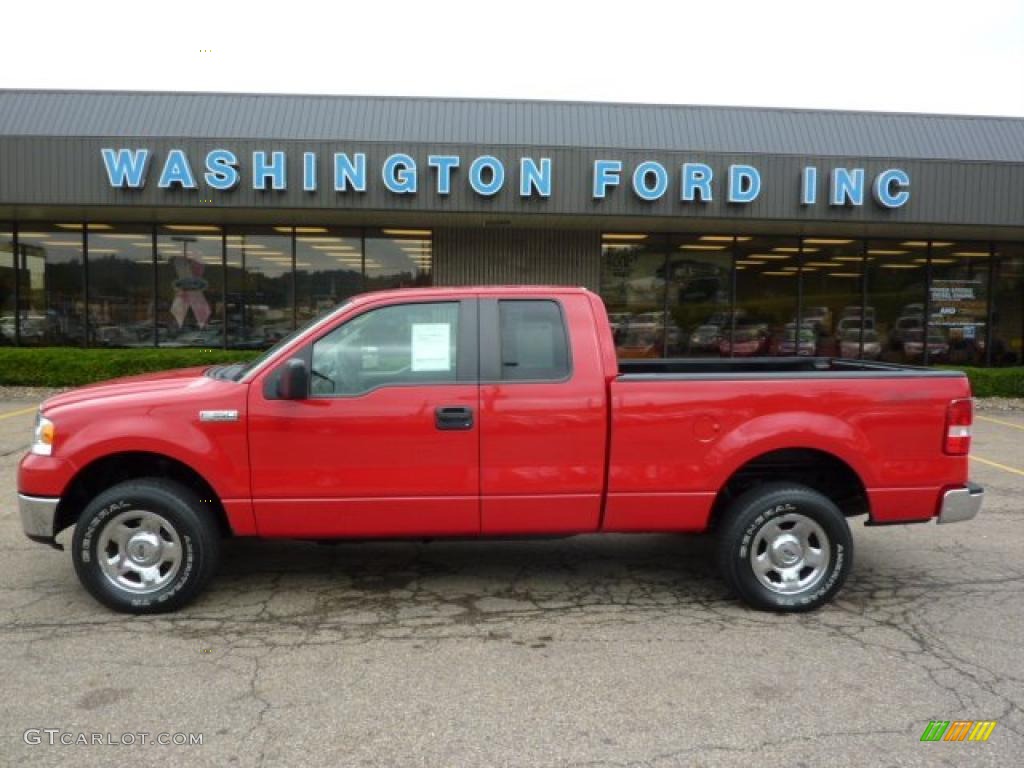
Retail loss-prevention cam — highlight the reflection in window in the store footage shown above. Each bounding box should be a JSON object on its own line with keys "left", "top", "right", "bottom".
{"left": 866, "top": 241, "right": 926, "bottom": 364}
{"left": 226, "top": 228, "right": 293, "bottom": 349}
{"left": 800, "top": 239, "right": 865, "bottom": 359}
{"left": 294, "top": 228, "right": 363, "bottom": 325}
{"left": 364, "top": 230, "right": 432, "bottom": 291}
{"left": 668, "top": 235, "right": 732, "bottom": 357}
{"left": 0, "top": 228, "right": 13, "bottom": 345}
{"left": 991, "top": 244, "right": 1023, "bottom": 366}
{"left": 734, "top": 236, "right": 799, "bottom": 357}
{"left": 157, "top": 226, "right": 223, "bottom": 348}
{"left": 599, "top": 234, "right": 668, "bottom": 358}
{"left": 88, "top": 225, "right": 155, "bottom": 347}
{"left": 928, "top": 242, "right": 989, "bottom": 366}
{"left": 311, "top": 301, "right": 458, "bottom": 396}
{"left": 16, "top": 225, "right": 86, "bottom": 346}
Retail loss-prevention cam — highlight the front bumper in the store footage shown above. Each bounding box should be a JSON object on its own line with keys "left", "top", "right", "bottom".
{"left": 18, "top": 493, "right": 62, "bottom": 547}
{"left": 937, "top": 482, "right": 984, "bottom": 524}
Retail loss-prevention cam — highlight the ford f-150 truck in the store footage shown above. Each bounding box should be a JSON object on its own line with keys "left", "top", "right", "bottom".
{"left": 18, "top": 286, "right": 983, "bottom": 614}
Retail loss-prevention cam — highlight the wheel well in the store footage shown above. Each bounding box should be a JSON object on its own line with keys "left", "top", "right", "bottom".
{"left": 54, "top": 452, "right": 231, "bottom": 538}
{"left": 708, "top": 448, "right": 869, "bottom": 531}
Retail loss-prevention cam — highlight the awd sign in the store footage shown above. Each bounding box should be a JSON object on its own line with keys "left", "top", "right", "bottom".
{"left": 101, "top": 148, "right": 911, "bottom": 209}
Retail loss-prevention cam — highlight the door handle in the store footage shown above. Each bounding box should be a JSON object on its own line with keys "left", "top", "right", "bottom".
{"left": 435, "top": 405, "right": 474, "bottom": 430}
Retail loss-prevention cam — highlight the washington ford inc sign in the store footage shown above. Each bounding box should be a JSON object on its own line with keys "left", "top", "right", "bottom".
{"left": 101, "top": 148, "right": 912, "bottom": 208}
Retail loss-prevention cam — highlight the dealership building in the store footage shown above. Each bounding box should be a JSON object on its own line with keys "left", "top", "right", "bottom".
{"left": 0, "top": 89, "right": 1021, "bottom": 364}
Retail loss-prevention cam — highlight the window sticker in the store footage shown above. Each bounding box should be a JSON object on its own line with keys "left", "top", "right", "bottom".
{"left": 411, "top": 323, "right": 451, "bottom": 371}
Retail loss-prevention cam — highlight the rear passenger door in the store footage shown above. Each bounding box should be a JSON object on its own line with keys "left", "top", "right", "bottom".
{"left": 478, "top": 296, "right": 608, "bottom": 534}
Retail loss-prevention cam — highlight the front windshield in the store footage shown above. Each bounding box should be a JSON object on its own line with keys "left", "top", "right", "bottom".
{"left": 230, "top": 300, "right": 353, "bottom": 381}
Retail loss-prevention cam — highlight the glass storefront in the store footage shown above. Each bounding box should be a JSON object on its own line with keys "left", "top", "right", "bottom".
{"left": 992, "top": 243, "right": 1024, "bottom": 366}
{"left": 0, "top": 221, "right": 1019, "bottom": 369}
{"left": 88, "top": 225, "right": 155, "bottom": 347}
{"left": 0, "top": 227, "right": 14, "bottom": 344}
{"left": 16, "top": 225, "right": 86, "bottom": 346}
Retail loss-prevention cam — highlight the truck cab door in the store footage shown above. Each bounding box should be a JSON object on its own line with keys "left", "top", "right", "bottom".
{"left": 247, "top": 297, "right": 480, "bottom": 538}
{"left": 478, "top": 296, "right": 608, "bottom": 535}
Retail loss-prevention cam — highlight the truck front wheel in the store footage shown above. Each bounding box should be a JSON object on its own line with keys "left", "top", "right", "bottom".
{"left": 71, "top": 479, "right": 221, "bottom": 614}
{"left": 716, "top": 483, "right": 853, "bottom": 612}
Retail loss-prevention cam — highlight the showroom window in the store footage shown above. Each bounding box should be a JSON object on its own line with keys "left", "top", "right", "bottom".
{"left": 225, "top": 227, "right": 293, "bottom": 349}
{"left": 800, "top": 238, "right": 866, "bottom": 359}
{"left": 16, "top": 224, "right": 86, "bottom": 346}
{"left": 365, "top": 229, "right": 433, "bottom": 292}
{"left": 0, "top": 227, "right": 13, "bottom": 344}
{"left": 667, "top": 235, "right": 733, "bottom": 357}
{"left": 293, "top": 227, "right": 364, "bottom": 326}
{"left": 599, "top": 233, "right": 669, "bottom": 358}
{"left": 157, "top": 226, "right": 225, "bottom": 348}
{"left": 990, "top": 243, "right": 1023, "bottom": 366}
{"left": 865, "top": 240, "right": 927, "bottom": 364}
{"left": 927, "top": 241, "right": 990, "bottom": 366}
{"left": 87, "top": 224, "right": 155, "bottom": 348}
{"left": 734, "top": 236, "right": 800, "bottom": 357}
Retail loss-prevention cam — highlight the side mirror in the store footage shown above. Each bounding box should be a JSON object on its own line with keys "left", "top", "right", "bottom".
{"left": 277, "top": 358, "right": 309, "bottom": 400}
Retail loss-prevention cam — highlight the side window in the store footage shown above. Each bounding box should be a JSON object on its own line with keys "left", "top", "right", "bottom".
{"left": 311, "top": 302, "right": 460, "bottom": 396}
{"left": 498, "top": 300, "right": 570, "bottom": 381}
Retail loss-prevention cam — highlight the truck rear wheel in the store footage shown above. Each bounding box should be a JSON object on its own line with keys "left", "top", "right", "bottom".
{"left": 71, "top": 479, "right": 221, "bottom": 614}
{"left": 716, "top": 483, "right": 853, "bottom": 612}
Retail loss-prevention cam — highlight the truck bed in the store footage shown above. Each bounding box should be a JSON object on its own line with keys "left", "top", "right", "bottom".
{"left": 617, "top": 356, "right": 963, "bottom": 379}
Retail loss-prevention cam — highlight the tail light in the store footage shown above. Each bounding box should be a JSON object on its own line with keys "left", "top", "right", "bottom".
{"left": 944, "top": 398, "right": 973, "bottom": 455}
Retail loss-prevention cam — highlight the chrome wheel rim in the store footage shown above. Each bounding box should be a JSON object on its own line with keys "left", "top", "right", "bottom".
{"left": 97, "top": 510, "right": 183, "bottom": 594}
{"left": 749, "top": 512, "right": 830, "bottom": 595}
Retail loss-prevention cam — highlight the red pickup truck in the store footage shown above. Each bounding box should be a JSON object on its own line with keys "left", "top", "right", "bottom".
{"left": 18, "top": 286, "right": 983, "bottom": 614}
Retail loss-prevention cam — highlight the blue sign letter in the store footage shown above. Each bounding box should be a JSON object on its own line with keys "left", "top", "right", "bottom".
{"left": 728, "top": 165, "right": 761, "bottom": 203}
{"left": 632, "top": 161, "right": 668, "bottom": 201}
{"left": 593, "top": 160, "right": 622, "bottom": 199}
{"left": 520, "top": 157, "right": 552, "bottom": 197}
{"left": 158, "top": 149, "right": 197, "bottom": 189}
{"left": 204, "top": 149, "right": 239, "bottom": 191}
{"left": 469, "top": 156, "right": 505, "bottom": 196}
{"left": 334, "top": 153, "right": 367, "bottom": 192}
{"left": 830, "top": 168, "right": 865, "bottom": 206}
{"left": 801, "top": 166, "right": 817, "bottom": 205}
{"left": 682, "top": 163, "right": 713, "bottom": 202}
{"left": 102, "top": 148, "right": 150, "bottom": 188}
{"left": 253, "top": 151, "right": 287, "bottom": 191}
{"left": 428, "top": 155, "right": 460, "bottom": 195}
{"left": 872, "top": 168, "right": 910, "bottom": 208}
{"left": 303, "top": 152, "right": 317, "bottom": 192}
{"left": 383, "top": 153, "right": 418, "bottom": 194}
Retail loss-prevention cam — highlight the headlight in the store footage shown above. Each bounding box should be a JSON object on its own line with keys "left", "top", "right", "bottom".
{"left": 31, "top": 412, "right": 55, "bottom": 456}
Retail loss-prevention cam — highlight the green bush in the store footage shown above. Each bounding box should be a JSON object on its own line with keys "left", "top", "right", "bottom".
{"left": 941, "top": 366, "right": 1024, "bottom": 398}
{"left": 0, "top": 348, "right": 259, "bottom": 387}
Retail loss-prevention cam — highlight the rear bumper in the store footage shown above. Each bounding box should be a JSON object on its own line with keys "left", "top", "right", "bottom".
{"left": 937, "top": 482, "right": 984, "bottom": 524}
{"left": 18, "top": 493, "right": 61, "bottom": 547}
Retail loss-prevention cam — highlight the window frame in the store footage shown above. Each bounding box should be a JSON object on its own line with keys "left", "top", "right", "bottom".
{"left": 479, "top": 297, "right": 574, "bottom": 384}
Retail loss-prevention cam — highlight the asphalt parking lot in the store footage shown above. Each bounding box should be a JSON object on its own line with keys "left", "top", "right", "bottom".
{"left": 0, "top": 396, "right": 1021, "bottom": 767}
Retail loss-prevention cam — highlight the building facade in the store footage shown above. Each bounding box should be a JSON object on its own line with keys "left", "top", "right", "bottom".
{"left": 0, "top": 90, "right": 1021, "bottom": 365}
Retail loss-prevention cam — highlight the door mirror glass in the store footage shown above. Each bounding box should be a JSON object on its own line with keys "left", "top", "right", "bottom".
{"left": 277, "top": 358, "right": 309, "bottom": 400}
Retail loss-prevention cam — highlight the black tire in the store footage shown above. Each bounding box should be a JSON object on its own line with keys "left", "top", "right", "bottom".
{"left": 716, "top": 483, "right": 853, "bottom": 612}
{"left": 72, "top": 479, "right": 221, "bottom": 614}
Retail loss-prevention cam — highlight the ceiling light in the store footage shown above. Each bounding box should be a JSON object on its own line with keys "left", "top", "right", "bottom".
{"left": 763, "top": 271, "right": 796, "bottom": 276}
{"left": 919, "top": 258, "right": 955, "bottom": 264}
{"left": 803, "top": 238, "right": 854, "bottom": 245}
{"left": 880, "top": 263, "right": 920, "bottom": 269}
{"left": 603, "top": 243, "right": 641, "bottom": 249}
{"left": 832, "top": 256, "right": 863, "bottom": 262}
{"left": 805, "top": 261, "right": 838, "bottom": 268}
{"left": 747, "top": 254, "right": 791, "bottom": 260}
{"left": 164, "top": 225, "right": 221, "bottom": 232}
{"left": 773, "top": 247, "right": 817, "bottom": 253}
{"left": 953, "top": 251, "right": 989, "bottom": 258}
{"left": 735, "top": 260, "right": 766, "bottom": 265}
{"left": 828, "top": 272, "right": 861, "bottom": 278}
{"left": 382, "top": 229, "right": 431, "bottom": 237}
{"left": 902, "top": 241, "right": 953, "bottom": 248}
{"left": 700, "top": 235, "right": 751, "bottom": 242}
{"left": 867, "top": 249, "right": 908, "bottom": 256}
{"left": 679, "top": 244, "right": 727, "bottom": 251}
{"left": 602, "top": 233, "right": 648, "bottom": 240}
{"left": 100, "top": 233, "right": 149, "bottom": 239}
